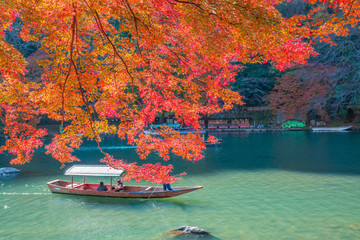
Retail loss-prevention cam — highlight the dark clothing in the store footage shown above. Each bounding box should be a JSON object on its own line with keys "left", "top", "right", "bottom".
{"left": 114, "top": 182, "right": 123, "bottom": 192}
{"left": 97, "top": 185, "right": 108, "bottom": 191}
{"left": 163, "top": 183, "right": 173, "bottom": 191}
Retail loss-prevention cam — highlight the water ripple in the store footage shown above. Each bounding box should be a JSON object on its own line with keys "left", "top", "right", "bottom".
{"left": 0, "top": 192, "right": 51, "bottom": 195}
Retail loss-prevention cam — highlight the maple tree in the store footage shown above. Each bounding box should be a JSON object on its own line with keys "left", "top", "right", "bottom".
{"left": 269, "top": 65, "right": 332, "bottom": 120}
{"left": 1, "top": 0, "right": 360, "bottom": 184}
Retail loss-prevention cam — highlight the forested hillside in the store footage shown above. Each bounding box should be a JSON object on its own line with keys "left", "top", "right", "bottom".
{"left": 232, "top": 0, "right": 360, "bottom": 122}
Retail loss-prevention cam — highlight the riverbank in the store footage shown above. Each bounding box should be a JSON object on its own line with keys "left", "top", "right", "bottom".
{"left": 1, "top": 124, "right": 359, "bottom": 138}
{"left": 206, "top": 127, "right": 303, "bottom": 132}
{"left": 207, "top": 127, "right": 360, "bottom": 132}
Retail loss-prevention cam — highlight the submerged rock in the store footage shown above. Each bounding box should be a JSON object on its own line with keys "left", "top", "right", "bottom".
{"left": 165, "top": 226, "right": 220, "bottom": 239}
{"left": 0, "top": 167, "right": 20, "bottom": 178}
{"left": 176, "top": 226, "right": 209, "bottom": 235}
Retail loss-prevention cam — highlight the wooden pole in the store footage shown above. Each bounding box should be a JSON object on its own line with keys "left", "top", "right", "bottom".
{"left": 110, "top": 176, "right": 112, "bottom": 190}
{"left": 71, "top": 176, "right": 73, "bottom": 188}
{"left": 83, "top": 176, "right": 85, "bottom": 185}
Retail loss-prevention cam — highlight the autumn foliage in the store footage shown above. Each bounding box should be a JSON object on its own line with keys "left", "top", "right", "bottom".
{"left": 269, "top": 65, "right": 332, "bottom": 120}
{"left": 1, "top": 0, "right": 360, "bottom": 183}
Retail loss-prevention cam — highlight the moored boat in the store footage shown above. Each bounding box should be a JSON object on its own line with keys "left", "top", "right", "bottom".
{"left": 311, "top": 126, "right": 352, "bottom": 132}
{"left": 47, "top": 165, "right": 203, "bottom": 199}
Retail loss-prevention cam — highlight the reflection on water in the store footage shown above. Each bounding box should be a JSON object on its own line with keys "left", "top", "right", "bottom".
{"left": 0, "top": 192, "right": 51, "bottom": 195}
{"left": 76, "top": 145, "right": 137, "bottom": 151}
{"left": 1, "top": 131, "right": 360, "bottom": 176}
{"left": 199, "top": 131, "right": 360, "bottom": 175}
{"left": 1, "top": 132, "right": 360, "bottom": 239}
{"left": 51, "top": 193, "right": 202, "bottom": 211}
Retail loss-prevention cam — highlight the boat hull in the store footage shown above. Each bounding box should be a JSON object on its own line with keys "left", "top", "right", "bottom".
{"left": 47, "top": 180, "right": 203, "bottom": 198}
{"left": 311, "top": 126, "right": 352, "bottom": 132}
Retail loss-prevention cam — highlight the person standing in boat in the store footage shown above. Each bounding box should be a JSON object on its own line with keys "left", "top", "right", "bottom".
{"left": 97, "top": 181, "right": 108, "bottom": 191}
{"left": 163, "top": 183, "right": 173, "bottom": 191}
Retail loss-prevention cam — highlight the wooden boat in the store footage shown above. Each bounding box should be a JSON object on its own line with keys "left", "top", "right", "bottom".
{"left": 311, "top": 126, "right": 352, "bottom": 132}
{"left": 47, "top": 165, "right": 203, "bottom": 199}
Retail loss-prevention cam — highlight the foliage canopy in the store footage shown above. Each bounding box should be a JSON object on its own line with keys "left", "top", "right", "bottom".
{"left": 1, "top": 0, "right": 359, "bottom": 183}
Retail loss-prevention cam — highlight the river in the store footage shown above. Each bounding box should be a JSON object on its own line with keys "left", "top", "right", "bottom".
{"left": 1, "top": 131, "right": 360, "bottom": 239}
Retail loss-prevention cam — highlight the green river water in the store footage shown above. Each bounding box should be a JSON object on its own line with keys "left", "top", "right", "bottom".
{"left": 1, "top": 131, "right": 360, "bottom": 239}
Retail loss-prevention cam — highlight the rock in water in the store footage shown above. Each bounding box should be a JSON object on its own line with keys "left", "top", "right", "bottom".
{"left": 176, "top": 226, "right": 209, "bottom": 235}
{"left": 165, "top": 226, "right": 220, "bottom": 239}
{"left": 0, "top": 167, "right": 20, "bottom": 178}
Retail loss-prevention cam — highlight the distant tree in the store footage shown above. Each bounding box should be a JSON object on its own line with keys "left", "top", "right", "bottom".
{"left": 276, "top": 0, "right": 312, "bottom": 18}
{"left": 269, "top": 66, "right": 331, "bottom": 120}
{"left": 232, "top": 64, "right": 278, "bottom": 106}
{"left": 312, "top": 28, "right": 360, "bottom": 118}
{"left": 4, "top": 17, "right": 39, "bottom": 57}
{"left": 270, "top": 28, "right": 360, "bottom": 121}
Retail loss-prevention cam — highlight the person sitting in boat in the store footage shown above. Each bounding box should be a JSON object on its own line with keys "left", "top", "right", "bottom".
{"left": 97, "top": 181, "right": 108, "bottom": 191}
{"left": 113, "top": 178, "right": 124, "bottom": 192}
{"left": 163, "top": 183, "right": 173, "bottom": 191}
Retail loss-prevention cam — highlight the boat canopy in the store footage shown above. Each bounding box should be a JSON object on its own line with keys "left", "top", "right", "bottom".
{"left": 65, "top": 165, "right": 124, "bottom": 177}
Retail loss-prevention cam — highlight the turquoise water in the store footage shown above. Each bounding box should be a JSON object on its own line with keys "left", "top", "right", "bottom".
{"left": 1, "top": 132, "right": 360, "bottom": 239}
